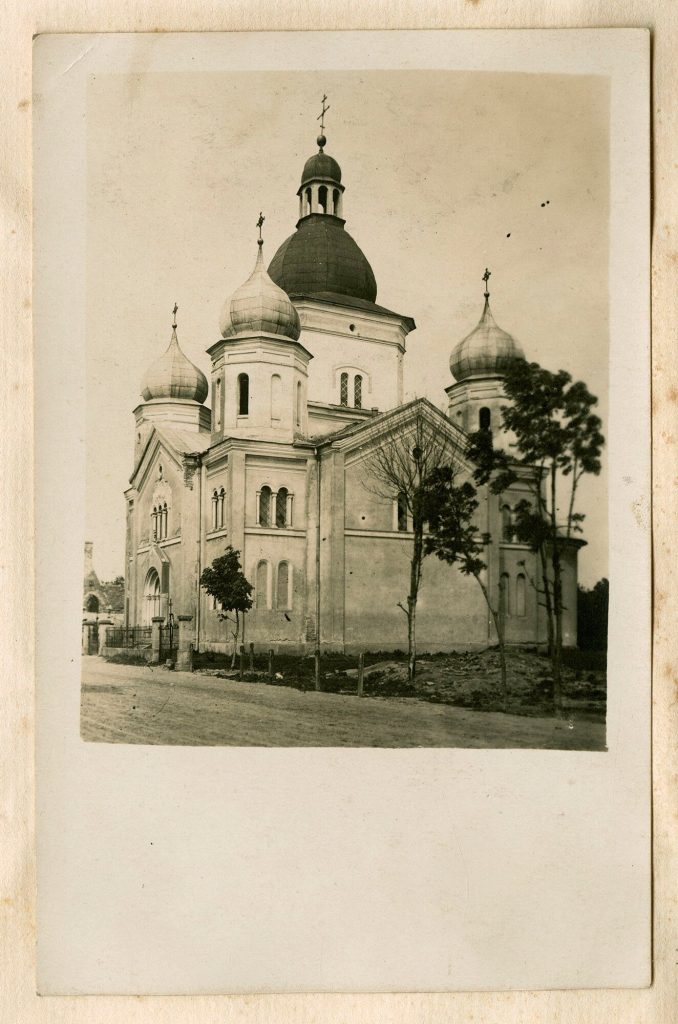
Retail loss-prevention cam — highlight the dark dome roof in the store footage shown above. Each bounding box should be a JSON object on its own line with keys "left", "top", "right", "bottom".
{"left": 301, "top": 151, "right": 342, "bottom": 185}
{"left": 268, "top": 215, "right": 377, "bottom": 303}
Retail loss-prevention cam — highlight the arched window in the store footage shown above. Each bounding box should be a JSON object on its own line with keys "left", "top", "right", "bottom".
{"left": 479, "top": 407, "right": 491, "bottom": 430}
{"left": 516, "top": 573, "right": 527, "bottom": 617}
{"left": 214, "top": 377, "right": 222, "bottom": 430}
{"left": 500, "top": 572, "right": 511, "bottom": 617}
{"left": 271, "top": 374, "right": 281, "bottom": 422}
{"left": 296, "top": 381, "right": 302, "bottom": 428}
{"left": 276, "top": 487, "right": 289, "bottom": 528}
{"left": 501, "top": 504, "right": 513, "bottom": 542}
{"left": 305, "top": 187, "right": 312, "bottom": 215}
{"left": 397, "top": 492, "right": 408, "bottom": 532}
{"left": 258, "top": 486, "right": 272, "bottom": 527}
{"left": 340, "top": 372, "right": 349, "bottom": 406}
{"left": 151, "top": 506, "right": 158, "bottom": 540}
{"left": 318, "top": 185, "right": 328, "bottom": 214}
{"left": 211, "top": 489, "right": 219, "bottom": 531}
{"left": 255, "top": 560, "right": 269, "bottom": 609}
{"left": 333, "top": 188, "right": 340, "bottom": 215}
{"left": 161, "top": 502, "right": 168, "bottom": 540}
{"left": 237, "top": 373, "right": 249, "bottom": 416}
{"left": 276, "top": 561, "right": 291, "bottom": 610}
{"left": 354, "top": 374, "right": 363, "bottom": 409}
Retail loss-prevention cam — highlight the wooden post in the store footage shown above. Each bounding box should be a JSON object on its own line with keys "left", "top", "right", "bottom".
{"left": 239, "top": 644, "right": 245, "bottom": 680}
{"left": 268, "top": 649, "right": 273, "bottom": 683}
{"left": 357, "top": 652, "right": 365, "bottom": 697}
{"left": 314, "top": 649, "right": 321, "bottom": 691}
{"left": 249, "top": 642, "right": 254, "bottom": 671}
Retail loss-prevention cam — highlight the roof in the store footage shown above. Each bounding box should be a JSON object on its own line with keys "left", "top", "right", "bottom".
{"left": 156, "top": 426, "right": 212, "bottom": 457}
{"left": 293, "top": 291, "right": 416, "bottom": 331}
{"left": 268, "top": 214, "right": 377, "bottom": 305}
{"left": 308, "top": 396, "right": 469, "bottom": 455}
{"left": 450, "top": 297, "right": 525, "bottom": 382}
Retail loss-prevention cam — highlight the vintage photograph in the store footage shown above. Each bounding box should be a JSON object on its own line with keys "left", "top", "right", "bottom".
{"left": 80, "top": 68, "right": 610, "bottom": 749}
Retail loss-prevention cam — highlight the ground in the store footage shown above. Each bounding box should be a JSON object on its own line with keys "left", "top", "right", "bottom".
{"left": 81, "top": 654, "right": 606, "bottom": 749}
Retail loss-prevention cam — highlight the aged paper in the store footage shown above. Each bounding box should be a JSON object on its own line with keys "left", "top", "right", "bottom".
{"left": 2, "top": 6, "right": 675, "bottom": 1024}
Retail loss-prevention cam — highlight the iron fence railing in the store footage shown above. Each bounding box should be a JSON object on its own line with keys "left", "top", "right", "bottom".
{"left": 106, "top": 626, "right": 153, "bottom": 649}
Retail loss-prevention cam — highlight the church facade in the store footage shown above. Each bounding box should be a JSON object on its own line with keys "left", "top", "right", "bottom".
{"left": 123, "top": 129, "right": 580, "bottom": 653}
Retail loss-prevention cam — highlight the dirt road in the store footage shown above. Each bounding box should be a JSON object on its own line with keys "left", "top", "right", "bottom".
{"left": 80, "top": 658, "right": 606, "bottom": 749}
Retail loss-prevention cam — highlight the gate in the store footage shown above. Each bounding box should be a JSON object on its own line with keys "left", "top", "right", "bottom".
{"left": 87, "top": 622, "right": 99, "bottom": 654}
{"left": 159, "top": 624, "right": 178, "bottom": 662}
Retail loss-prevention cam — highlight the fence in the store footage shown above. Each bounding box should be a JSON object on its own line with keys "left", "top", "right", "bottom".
{"left": 106, "top": 626, "right": 152, "bottom": 649}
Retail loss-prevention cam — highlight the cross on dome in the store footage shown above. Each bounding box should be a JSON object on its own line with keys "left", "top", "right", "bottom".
{"left": 256, "top": 212, "right": 265, "bottom": 247}
{"left": 483, "top": 268, "right": 491, "bottom": 299}
{"left": 316, "top": 93, "right": 330, "bottom": 150}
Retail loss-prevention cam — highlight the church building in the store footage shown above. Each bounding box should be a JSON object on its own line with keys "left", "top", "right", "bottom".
{"left": 123, "top": 122, "right": 580, "bottom": 653}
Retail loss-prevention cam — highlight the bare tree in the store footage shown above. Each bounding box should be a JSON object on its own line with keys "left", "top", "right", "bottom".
{"left": 361, "top": 405, "right": 462, "bottom": 682}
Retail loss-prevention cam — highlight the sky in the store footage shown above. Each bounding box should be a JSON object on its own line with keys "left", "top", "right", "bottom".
{"left": 86, "top": 69, "right": 609, "bottom": 586}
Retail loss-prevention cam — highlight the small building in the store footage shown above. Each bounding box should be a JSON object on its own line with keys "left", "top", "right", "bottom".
{"left": 83, "top": 541, "right": 125, "bottom": 623}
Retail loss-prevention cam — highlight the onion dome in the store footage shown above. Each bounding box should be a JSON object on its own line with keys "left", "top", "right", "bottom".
{"left": 219, "top": 240, "right": 301, "bottom": 341}
{"left": 141, "top": 311, "right": 208, "bottom": 403}
{"left": 268, "top": 216, "right": 377, "bottom": 304}
{"left": 450, "top": 271, "right": 525, "bottom": 381}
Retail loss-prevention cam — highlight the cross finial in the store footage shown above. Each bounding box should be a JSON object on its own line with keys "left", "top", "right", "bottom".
{"left": 317, "top": 93, "right": 330, "bottom": 133}
{"left": 172, "top": 302, "right": 178, "bottom": 328}
{"left": 482, "top": 268, "right": 491, "bottom": 299}
{"left": 256, "top": 211, "right": 265, "bottom": 247}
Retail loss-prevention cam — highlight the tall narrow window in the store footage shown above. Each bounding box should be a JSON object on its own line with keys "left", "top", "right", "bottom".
{"left": 305, "top": 187, "right": 312, "bottom": 215}
{"left": 397, "top": 492, "right": 408, "bottom": 532}
{"left": 276, "top": 561, "right": 290, "bottom": 610}
{"left": 318, "top": 185, "right": 328, "bottom": 214}
{"left": 218, "top": 487, "right": 225, "bottom": 529}
{"left": 255, "top": 560, "right": 269, "bottom": 609}
{"left": 276, "top": 487, "right": 288, "bottom": 528}
{"left": 340, "top": 372, "right": 349, "bottom": 406}
{"left": 270, "top": 374, "right": 281, "bottom": 422}
{"left": 152, "top": 507, "right": 158, "bottom": 540}
{"left": 479, "top": 406, "right": 491, "bottom": 430}
{"left": 500, "top": 573, "right": 511, "bottom": 617}
{"left": 333, "top": 188, "right": 340, "bottom": 215}
{"left": 354, "top": 374, "right": 363, "bottom": 409}
{"left": 161, "top": 502, "right": 168, "bottom": 540}
{"left": 516, "top": 573, "right": 527, "bottom": 617}
{"left": 211, "top": 490, "right": 219, "bottom": 531}
{"left": 296, "top": 381, "right": 302, "bottom": 428}
{"left": 214, "top": 377, "right": 222, "bottom": 430}
{"left": 501, "top": 505, "right": 513, "bottom": 542}
{"left": 238, "top": 373, "right": 249, "bottom": 416}
{"left": 259, "top": 486, "right": 272, "bottom": 527}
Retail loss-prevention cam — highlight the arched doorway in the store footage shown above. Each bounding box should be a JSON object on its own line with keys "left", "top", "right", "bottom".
{"left": 143, "top": 568, "right": 161, "bottom": 626}
{"left": 85, "top": 593, "right": 100, "bottom": 614}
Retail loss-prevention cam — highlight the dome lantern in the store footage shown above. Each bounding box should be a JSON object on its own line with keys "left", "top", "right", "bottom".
{"left": 141, "top": 305, "right": 208, "bottom": 404}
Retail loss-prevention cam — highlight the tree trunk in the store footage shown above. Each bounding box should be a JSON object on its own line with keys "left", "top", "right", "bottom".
{"left": 538, "top": 544, "right": 555, "bottom": 661}
{"left": 406, "top": 523, "right": 424, "bottom": 683}
{"left": 230, "top": 610, "right": 239, "bottom": 669}
{"left": 551, "top": 548, "right": 564, "bottom": 715}
{"left": 475, "top": 574, "right": 508, "bottom": 712}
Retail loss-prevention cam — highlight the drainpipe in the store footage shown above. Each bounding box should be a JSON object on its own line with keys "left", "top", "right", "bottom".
{"left": 314, "top": 446, "right": 321, "bottom": 655}
{"left": 195, "top": 456, "right": 205, "bottom": 652}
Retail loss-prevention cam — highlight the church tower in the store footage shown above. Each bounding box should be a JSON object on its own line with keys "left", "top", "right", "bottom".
{"left": 134, "top": 308, "right": 211, "bottom": 461}
{"left": 446, "top": 270, "right": 525, "bottom": 439}
{"left": 268, "top": 102, "right": 416, "bottom": 429}
{"left": 208, "top": 224, "right": 312, "bottom": 443}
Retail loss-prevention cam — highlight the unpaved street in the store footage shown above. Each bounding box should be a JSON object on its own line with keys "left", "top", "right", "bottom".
{"left": 80, "top": 657, "right": 606, "bottom": 749}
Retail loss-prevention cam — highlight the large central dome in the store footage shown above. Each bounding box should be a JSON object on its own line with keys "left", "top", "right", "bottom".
{"left": 268, "top": 214, "right": 377, "bottom": 304}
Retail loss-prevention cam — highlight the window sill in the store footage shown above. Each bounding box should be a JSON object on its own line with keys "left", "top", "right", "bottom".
{"left": 207, "top": 528, "right": 228, "bottom": 539}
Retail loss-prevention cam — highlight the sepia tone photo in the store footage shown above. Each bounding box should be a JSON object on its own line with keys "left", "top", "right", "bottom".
{"left": 79, "top": 68, "right": 610, "bottom": 750}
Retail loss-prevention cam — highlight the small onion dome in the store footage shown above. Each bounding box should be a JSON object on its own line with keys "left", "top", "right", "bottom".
{"left": 219, "top": 243, "right": 301, "bottom": 341}
{"left": 141, "top": 326, "right": 208, "bottom": 403}
{"left": 300, "top": 150, "right": 342, "bottom": 186}
{"left": 450, "top": 297, "right": 525, "bottom": 382}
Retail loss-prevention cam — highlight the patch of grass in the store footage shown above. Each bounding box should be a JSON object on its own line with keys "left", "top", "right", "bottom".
{"left": 104, "top": 651, "right": 149, "bottom": 666}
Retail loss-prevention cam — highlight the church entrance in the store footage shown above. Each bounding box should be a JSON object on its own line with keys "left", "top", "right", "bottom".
{"left": 85, "top": 594, "right": 100, "bottom": 614}
{"left": 143, "top": 568, "right": 161, "bottom": 626}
